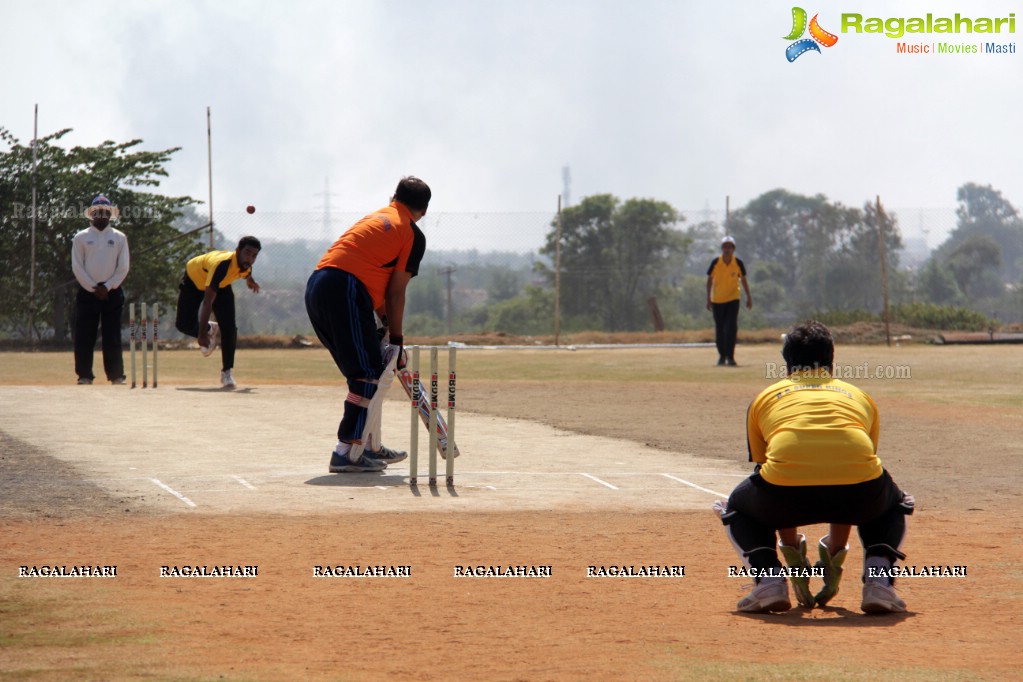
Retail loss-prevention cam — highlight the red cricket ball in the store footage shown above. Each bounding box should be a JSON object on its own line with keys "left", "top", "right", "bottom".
{"left": 246, "top": 205, "right": 255, "bottom": 214}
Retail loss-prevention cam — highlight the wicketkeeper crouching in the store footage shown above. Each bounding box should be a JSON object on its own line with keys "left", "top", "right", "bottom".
{"left": 714, "top": 320, "right": 915, "bottom": 614}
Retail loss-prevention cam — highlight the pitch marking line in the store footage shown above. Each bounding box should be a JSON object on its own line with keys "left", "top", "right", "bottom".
{"left": 660, "top": 474, "right": 728, "bottom": 498}
{"left": 149, "top": 478, "right": 197, "bottom": 508}
{"left": 231, "top": 475, "right": 257, "bottom": 490}
{"left": 580, "top": 473, "right": 619, "bottom": 490}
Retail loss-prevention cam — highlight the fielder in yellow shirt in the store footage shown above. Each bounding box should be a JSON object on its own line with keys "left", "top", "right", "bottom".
{"left": 715, "top": 321, "right": 914, "bottom": 615}
{"left": 174, "top": 236, "right": 261, "bottom": 389}
{"left": 706, "top": 236, "right": 752, "bottom": 366}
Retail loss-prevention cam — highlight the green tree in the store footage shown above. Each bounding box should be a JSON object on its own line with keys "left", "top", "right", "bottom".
{"left": 944, "top": 234, "right": 1003, "bottom": 298}
{"left": 934, "top": 183, "right": 1023, "bottom": 283}
{"left": 0, "top": 127, "right": 200, "bottom": 340}
{"left": 727, "top": 191, "right": 903, "bottom": 313}
{"left": 539, "top": 194, "right": 687, "bottom": 331}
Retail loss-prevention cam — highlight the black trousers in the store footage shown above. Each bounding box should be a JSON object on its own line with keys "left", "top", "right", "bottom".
{"left": 74, "top": 286, "right": 125, "bottom": 381}
{"left": 712, "top": 299, "right": 740, "bottom": 360}
{"left": 721, "top": 470, "right": 912, "bottom": 572}
{"left": 304, "top": 267, "right": 384, "bottom": 443}
{"left": 175, "top": 274, "right": 237, "bottom": 371}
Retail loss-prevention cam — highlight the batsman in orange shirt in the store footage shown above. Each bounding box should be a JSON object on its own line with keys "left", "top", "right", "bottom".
{"left": 305, "top": 177, "right": 430, "bottom": 473}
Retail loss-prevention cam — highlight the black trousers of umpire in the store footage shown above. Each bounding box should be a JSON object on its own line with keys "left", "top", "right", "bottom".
{"left": 175, "top": 274, "right": 238, "bottom": 371}
{"left": 74, "top": 286, "right": 125, "bottom": 382}
{"left": 712, "top": 299, "right": 740, "bottom": 361}
{"left": 720, "top": 470, "right": 912, "bottom": 574}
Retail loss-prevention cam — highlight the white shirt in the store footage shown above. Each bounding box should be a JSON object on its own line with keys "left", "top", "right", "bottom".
{"left": 71, "top": 225, "right": 130, "bottom": 291}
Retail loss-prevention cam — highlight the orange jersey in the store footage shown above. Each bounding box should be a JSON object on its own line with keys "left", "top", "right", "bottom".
{"left": 316, "top": 202, "right": 426, "bottom": 308}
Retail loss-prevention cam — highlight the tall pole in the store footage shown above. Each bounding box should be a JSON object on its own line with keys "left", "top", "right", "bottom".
{"left": 877, "top": 195, "right": 892, "bottom": 348}
{"left": 206, "top": 106, "right": 214, "bottom": 249}
{"left": 441, "top": 265, "right": 455, "bottom": 335}
{"left": 29, "top": 104, "right": 38, "bottom": 344}
{"left": 725, "top": 195, "right": 730, "bottom": 233}
{"left": 555, "top": 195, "right": 562, "bottom": 346}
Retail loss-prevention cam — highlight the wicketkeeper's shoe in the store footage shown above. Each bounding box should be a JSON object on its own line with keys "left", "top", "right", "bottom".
{"left": 111, "top": 376, "right": 126, "bottom": 385}
{"left": 329, "top": 451, "right": 387, "bottom": 473}
{"left": 861, "top": 581, "right": 907, "bottom": 614}
{"left": 737, "top": 579, "right": 792, "bottom": 613}
{"left": 813, "top": 537, "right": 849, "bottom": 607}
{"left": 778, "top": 535, "right": 815, "bottom": 608}
{"left": 200, "top": 322, "right": 220, "bottom": 357}
{"left": 366, "top": 444, "right": 408, "bottom": 465}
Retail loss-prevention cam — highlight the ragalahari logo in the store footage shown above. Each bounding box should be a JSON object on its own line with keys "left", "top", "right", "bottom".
{"left": 784, "top": 7, "right": 838, "bottom": 61}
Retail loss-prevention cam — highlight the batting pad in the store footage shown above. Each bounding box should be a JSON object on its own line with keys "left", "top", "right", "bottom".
{"left": 349, "top": 344, "right": 400, "bottom": 460}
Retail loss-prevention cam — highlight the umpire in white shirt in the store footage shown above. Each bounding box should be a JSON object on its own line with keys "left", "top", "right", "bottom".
{"left": 71, "top": 195, "right": 130, "bottom": 384}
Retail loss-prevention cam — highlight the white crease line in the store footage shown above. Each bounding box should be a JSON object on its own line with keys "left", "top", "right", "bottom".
{"left": 149, "top": 478, "right": 197, "bottom": 507}
{"left": 580, "top": 473, "right": 618, "bottom": 490}
{"left": 660, "top": 474, "right": 728, "bottom": 498}
{"left": 231, "top": 475, "right": 257, "bottom": 490}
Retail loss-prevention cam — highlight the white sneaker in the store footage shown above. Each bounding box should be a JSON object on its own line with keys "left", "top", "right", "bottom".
{"left": 861, "top": 581, "right": 907, "bottom": 614}
{"left": 737, "top": 580, "right": 791, "bottom": 613}
{"left": 220, "top": 369, "right": 236, "bottom": 389}
{"left": 200, "top": 322, "right": 220, "bottom": 357}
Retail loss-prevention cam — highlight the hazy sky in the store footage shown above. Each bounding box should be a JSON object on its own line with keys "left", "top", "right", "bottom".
{"left": 4, "top": 0, "right": 1021, "bottom": 249}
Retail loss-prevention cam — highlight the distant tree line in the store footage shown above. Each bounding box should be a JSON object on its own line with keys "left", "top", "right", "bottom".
{"left": 2, "top": 129, "right": 1020, "bottom": 341}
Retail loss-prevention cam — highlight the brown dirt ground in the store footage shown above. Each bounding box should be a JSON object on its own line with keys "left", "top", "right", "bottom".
{"left": 2, "top": 348, "right": 1022, "bottom": 681}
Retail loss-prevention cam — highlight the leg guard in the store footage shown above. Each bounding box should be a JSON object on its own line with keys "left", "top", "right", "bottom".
{"left": 813, "top": 536, "right": 849, "bottom": 607}
{"left": 339, "top": 378, "right": 377, "bottom": 453}
{"left": 349, "top": 348, "right": 399, "bottom": 461}
{"left": 779, "top": 534, "right": 814, "bottom": 608}
{"left": 713, "top": 499, "right": 783, "bottom": 576}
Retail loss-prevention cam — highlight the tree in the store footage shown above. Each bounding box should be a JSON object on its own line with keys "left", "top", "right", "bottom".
{"left": 539, "top": 194, "right": 687, "bottom": 331}
{"left": 944, "top": 234, "right": 1003, "bottom": 298}
{"left": 726, "top": 190, "right": 903, "bottom": 313}
{"left": 0, "top": 128, "right": 200, "bottom": 340}
{"left": 934, "top": 183, "right": 1023, "bottom": 283}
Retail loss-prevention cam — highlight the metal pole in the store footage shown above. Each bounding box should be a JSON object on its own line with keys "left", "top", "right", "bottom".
{"left": 29, "top": 104, "right": 38, "bottom": 343}
{"left": 442, "top": 266, "right": 455, "bottom": 335}
{"left": 207, "top": 107, "right": 214, "bottom": 249}
{"left": 554, "top": 195, "right": 562, "bottom": 346}
{"left": 876, "top": 195, "right": 892, "bottom": 348}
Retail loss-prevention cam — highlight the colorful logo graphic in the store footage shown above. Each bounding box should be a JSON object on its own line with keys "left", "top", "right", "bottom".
{"left": 784, "top": 7, "right": 838, "bottom": 61}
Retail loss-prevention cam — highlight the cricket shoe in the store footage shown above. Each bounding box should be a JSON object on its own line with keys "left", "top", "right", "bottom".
{"left": 329, "top": 451, "right": 387, "bottom": 473}
{"left": 77, "top": 377, "right": 93, "bottom": 385}
{"left": 737, "top": 580, "right": 791, "bottom": 613}
{"left": 861, "top": 582, "right": 907, "bottom": 614}
{"left": 221, "top": 369, "right": 236, "bottom": 389}
{"left": 200, "top": 322, "right": 220, "bottom": 357}
{"left": 365, "top": 444, "right": 408, "bottom": 465}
